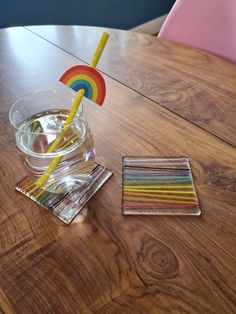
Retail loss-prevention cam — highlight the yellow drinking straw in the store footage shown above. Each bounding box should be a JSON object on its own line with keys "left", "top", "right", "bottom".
{"left": 46, "top": 89, "right": 85, "bottom": 153}
{"left": 29, "top": 32, "right": 109, "bottom": 193}
{"left": 90, "top": 32, "right": 109, "bottom": 68}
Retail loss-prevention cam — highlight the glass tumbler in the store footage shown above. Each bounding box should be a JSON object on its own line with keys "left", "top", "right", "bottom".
{"left": 9, "top": 89, "right": 95, "bottom": 194}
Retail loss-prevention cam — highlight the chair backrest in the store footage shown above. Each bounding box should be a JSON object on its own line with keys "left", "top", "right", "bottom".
{"left": 158, "top": 0, "right": 236, "bottom": 65}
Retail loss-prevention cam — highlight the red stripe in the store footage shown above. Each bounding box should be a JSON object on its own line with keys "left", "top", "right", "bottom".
{"left": 122, "top": 203, "right": 198, "bottom": 208}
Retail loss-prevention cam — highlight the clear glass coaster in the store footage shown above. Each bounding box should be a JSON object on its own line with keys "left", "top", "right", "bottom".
{"left": 122, "top": 157, "right": 201, "bottom": 216}
{"left": 16, "top": 164, "right": 112, "bottom": 224}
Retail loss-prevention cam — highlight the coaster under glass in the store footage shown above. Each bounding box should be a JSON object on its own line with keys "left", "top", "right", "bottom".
{"left": 122, "top": 157, "right": 201, "bottom": 216}
{"left": 16, "top": 164, "right": 112, "bottom": 224}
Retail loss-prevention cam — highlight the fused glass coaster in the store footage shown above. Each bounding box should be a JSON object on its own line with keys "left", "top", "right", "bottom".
{"left": 122, "top": 157, "right": 201, "bottom": 216}
{"left": 16, "top": 164, "right": 112, "bottom": 224}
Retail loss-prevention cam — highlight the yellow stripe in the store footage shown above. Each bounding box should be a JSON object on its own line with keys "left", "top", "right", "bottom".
{"left": 22, "top": 181, "right": 34, "bottom": 190}
{"left": 124, "top": 192, "right": 196, "bottom": 200}
{"left": 35, "top": 190, "right": 45, "bottom": 199}
{"left": 124, "top": 185, "right": 193, "bottom": 189}
{"left": 124, "top": 189, "right": 194, "bottom": 194}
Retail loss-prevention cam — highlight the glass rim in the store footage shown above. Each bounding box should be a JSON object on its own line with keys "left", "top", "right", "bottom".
{"left": 9, "top": 88, "right": 83, "bottom": 136}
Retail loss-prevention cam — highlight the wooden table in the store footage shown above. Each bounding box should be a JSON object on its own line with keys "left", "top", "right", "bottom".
{"left": 0, "top": 26, "right": 236, "bottom": 314}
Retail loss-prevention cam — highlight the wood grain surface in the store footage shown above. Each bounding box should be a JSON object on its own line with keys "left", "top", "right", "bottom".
{"left": 0, "top": 27, "right": 236, "bottom": 313}
{"left": 26, "top": 25, "right": 236, "bottom": 147}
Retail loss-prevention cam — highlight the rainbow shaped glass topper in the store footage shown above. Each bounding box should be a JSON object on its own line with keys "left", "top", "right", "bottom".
{"left": 59, "top": 65, "right": 106, "bottom": 106}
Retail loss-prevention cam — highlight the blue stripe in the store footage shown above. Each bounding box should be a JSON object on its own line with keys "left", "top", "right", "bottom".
{"left": 70, "top": 79, "right": 93, "bottom": 99}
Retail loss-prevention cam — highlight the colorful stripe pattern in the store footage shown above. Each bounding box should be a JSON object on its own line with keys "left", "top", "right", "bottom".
{"left": 122, "top": 157, "right": 201, "bottom": 215}
{"left": 16, "top": 164, "right": 112, "bottom": 224}
{"left": 59, "top": 65, "right": 106, "bottom": 106}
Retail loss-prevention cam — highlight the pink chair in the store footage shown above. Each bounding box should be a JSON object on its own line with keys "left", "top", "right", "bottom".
{"left": 158, "top": 0, "right": 236, "bottom": 65}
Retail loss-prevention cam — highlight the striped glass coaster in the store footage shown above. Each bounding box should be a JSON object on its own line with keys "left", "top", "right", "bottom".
{"left": 122, "top": 157, "right": 201, "bottom": 216}
{"left": 16, "top": 164, "right": 112, "bottom": 224}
